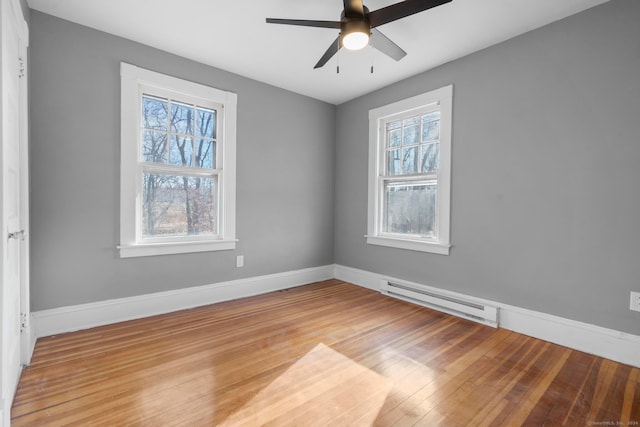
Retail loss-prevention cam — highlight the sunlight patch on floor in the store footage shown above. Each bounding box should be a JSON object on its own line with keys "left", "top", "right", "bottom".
{"left": 220, "top": 343, "right": 391, "bottom": 426}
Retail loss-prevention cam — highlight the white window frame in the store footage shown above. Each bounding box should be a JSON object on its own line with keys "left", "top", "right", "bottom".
{"left": 367, "top": 85, "right": 452, "bottom": 255}
{"left": 119, "top": 63, "right": 237, "bottom": 257}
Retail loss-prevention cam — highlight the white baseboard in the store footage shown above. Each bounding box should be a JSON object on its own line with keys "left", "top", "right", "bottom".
{"left": 31, "top": 263, "right": 640, "bottom": 368}
{"left": 335, "top": 264, "right": 640, "bottom": 368}
{"left": 498, "top": 304, "right": 640, "bottom": 368}
{"left": 32, "top": 265, "right": 334, "bottom": 338}
{"left": 334, "top": 264, "right": 381, "bottom": 291}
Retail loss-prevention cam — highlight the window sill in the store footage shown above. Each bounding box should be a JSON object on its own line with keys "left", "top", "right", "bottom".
{"left": 366, "top": 235, "right": 450, "bottom": 255}
{"left": 118, "top": 239, "right": 237, "bottom": 258}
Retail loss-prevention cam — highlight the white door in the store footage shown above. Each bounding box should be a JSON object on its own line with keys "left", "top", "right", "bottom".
{"left": 1, "top": 0, "right": 29, "bottom": 424}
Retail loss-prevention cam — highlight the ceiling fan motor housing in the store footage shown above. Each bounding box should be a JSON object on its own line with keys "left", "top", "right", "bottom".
{"left": 341, "top": 19, "right": 371, "bottom": 37}
{"left": 340, "top": 6, "right": 371, "bottom": 50}
{"left": 340, "top": 6, "right": 371, "bottom": 37}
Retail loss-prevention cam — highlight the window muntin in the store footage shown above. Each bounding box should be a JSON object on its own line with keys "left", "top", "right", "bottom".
{"left": 120, "top": 63, "right": 237, "bottom": 257}
{"left": 367, "top": 85, "right": 452, "bottom": 255}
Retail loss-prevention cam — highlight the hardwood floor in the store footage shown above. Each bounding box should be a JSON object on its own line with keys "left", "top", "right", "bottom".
{"left": 12, "top": 280, "right": 640, "bottom": 426}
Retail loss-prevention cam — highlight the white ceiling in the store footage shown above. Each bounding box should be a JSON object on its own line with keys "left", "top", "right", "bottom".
{"left": 27, "top": 0, "right": 609, "bottom": 105}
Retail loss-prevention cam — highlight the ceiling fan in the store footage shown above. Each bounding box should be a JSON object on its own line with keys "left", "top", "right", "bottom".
{"left": 266, "top": 0, "right": 453, "bottom": 69}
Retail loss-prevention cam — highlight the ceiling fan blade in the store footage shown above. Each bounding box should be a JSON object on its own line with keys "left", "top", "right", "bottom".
{"left": 370, "top": 29, "right": 406, "bottom": 61}
{"left": 314, "top": 36, "right": 342, "bottom": 69}
{"left": 343, "top": 0, "right": 364, "bottom": 17}
{"left": 266, "top": 18, "right": 341, "bottom": 29}
{"left": 369, "top": 0, "right": 452, "bottom": 28}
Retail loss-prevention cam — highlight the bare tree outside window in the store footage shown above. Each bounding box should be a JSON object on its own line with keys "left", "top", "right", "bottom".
{"left": 141, "top": 95, "right": 218, "bottom": 238}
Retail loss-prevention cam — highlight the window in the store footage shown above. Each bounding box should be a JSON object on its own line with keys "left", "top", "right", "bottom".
{"left": 367, "top": 85, "right": 452, "bottom": 255}
{"left": 119, "top": 63, "right": 237, "bottom": 257}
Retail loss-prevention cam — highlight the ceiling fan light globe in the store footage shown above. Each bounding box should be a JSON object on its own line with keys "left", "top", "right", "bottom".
{"left": 343, "top": 31, "right": 370, "bottom": 50}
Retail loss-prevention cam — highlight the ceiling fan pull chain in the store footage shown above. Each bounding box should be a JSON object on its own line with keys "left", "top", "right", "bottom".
{"left": 337, "top": 37, "right": 341, "bottom": 73}
{"left": 370, "top": 35, "right": 374, "bottom": 74}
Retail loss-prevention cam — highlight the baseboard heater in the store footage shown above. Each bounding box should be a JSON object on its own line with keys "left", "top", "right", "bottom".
{"left": 382, "top": 280, "right": 499, "bottom": 327}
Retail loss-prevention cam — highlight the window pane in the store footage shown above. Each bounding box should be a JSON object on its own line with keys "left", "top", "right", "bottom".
{"left": 387, "top": 149, "right": 401, "bottom": 176}
{"left": 403, "top": 116, "right": 420, "bottom": 127}
{"left": 384, "top": 182, "right": 437, "bottom": 237}
{"left": 386, "top": 120, "right": 401, "bottom": 131}
{"left": 142, "top": 130, "right": 167, "bottom": 163}
{"left": 142, "top": 96, "right": 167, "bottom": 131}
{"left": 402, "top": 146, "right": 418, "bottom": 174}
{"left": 170, "top": 102, "right": 194, "bottom": 135}
{"left": 197, "top": 108, "right": 216, "bottom": 139}
{"left": 142, "top": 173, "right": 217, "bottom": 237}
{"left": 170, "top": 136, "right": 193, "bottom": 166}
{"left": 387, "top": 128, "right": 401, "bottom": 148}
{"left": 403, "top": 123, "right": 419, "bottom": 146}
{"left": 422, "top": 112, "right": 440, "bottom": 142}
{"left": 195, "top": 139, "right": 215, "bottom": 169}
{"left": 421, "top": 142, "right": 440, "bottom": 172}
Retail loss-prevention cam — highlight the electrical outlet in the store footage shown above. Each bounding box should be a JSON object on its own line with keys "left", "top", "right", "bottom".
{"left": 236, "top": 255, "right": 244, "bottom": 268}
{"left": 631, "top": 292, "right": 640, "bottom": 312}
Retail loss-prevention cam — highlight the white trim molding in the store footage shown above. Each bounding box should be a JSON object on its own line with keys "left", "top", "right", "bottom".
{"left": 335, "top": 264, "right": 640, "bottom": 368}
{"left": 119, "top": 63, "right": 237, "bottom": 258}
{"left": 367, "top": 85, "right": 453, "bottom": 255}
{"left": 32, "top": 265, "right": 334, "bottom": 338}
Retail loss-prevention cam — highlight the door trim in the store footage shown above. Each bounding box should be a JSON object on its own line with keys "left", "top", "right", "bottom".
{"left": 1, "top": 0, "right": 30, "bottom": 424}
{"left": 16, "top": 3, "right": 31, "bottom": 368}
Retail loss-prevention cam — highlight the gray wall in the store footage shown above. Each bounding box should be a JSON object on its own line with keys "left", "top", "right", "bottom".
{"left": 29, "top": 1, "right": 640, "bottom": 336}
{"left": 335, "top": 0, "right": 640, "bottom": 335}
{"left": 29, "top": 11, "right": 335, "bottom": 310}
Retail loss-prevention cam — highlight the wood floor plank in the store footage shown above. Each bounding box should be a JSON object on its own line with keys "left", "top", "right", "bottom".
{"left": 12, "top": 280, "right": 640, "bottom": 426}
{"left": 622, "top": 369, "right": 639, "bottom": 423}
